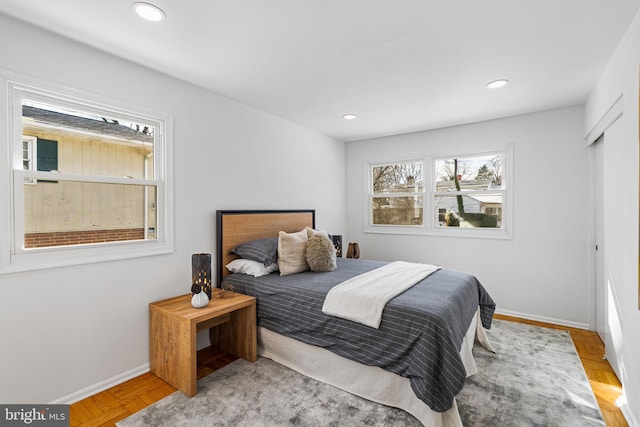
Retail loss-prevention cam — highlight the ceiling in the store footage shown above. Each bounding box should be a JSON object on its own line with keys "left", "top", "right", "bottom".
{"left": 1, "top": 1, "right": 638, "bottom": 142}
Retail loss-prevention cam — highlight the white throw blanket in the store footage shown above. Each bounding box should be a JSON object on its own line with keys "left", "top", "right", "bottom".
{"left": 322, "top": 261, "right": 441, "bottom": 328}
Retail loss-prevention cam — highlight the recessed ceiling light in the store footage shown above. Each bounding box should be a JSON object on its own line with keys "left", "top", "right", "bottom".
{"left": 343, "top": 114, "right": 357, "bottom": 120}
{"left": 133, "top": 2, "right": 166, "bottom": 22}
{"left": 486, "top": 79, "right": 509, "bottom": 89}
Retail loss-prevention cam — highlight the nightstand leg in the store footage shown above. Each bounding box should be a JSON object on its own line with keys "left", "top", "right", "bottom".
{"left": 150, "top": 308, "right": 197, "bottom": 397}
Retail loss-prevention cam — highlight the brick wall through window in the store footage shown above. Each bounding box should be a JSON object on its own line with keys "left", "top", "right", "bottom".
{"left": 24, "top": 228, "right": 145, "bottom": 248}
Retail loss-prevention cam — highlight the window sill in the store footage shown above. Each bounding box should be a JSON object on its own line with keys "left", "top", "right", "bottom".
{"left": 365, "top": 224, "right": 513, "bottom": 240}
{"left": 1, "top": 239, "right": 174, "bottom": 274}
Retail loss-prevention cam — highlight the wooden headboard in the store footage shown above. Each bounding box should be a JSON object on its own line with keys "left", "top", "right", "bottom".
{"left": 216, "top": 210, "right": 315, "bottom": 285}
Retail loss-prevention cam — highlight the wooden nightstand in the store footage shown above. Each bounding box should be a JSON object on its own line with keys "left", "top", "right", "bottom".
{"left": 149, "top": 293, "right": 257, "bottom": 397}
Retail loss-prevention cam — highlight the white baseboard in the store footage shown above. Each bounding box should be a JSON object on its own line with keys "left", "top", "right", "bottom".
{"left": 50, "top": 337, "right": 208, "bottom": 405}
{"left": 495, "top": 308, "right": 590, "bottom": 330}
{"left": 620, "top": 397, "right": 639, "bottom": 427}
{"left": 50, "top": 363, "right": 150, "bottom": 405}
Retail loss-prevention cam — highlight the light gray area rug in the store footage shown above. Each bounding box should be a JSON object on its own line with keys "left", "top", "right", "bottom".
{"left": 118, "top": 320, "right": 604, "bottom": 426}
{"left": 456, "top": 320, "right": 604, "bottom": 426}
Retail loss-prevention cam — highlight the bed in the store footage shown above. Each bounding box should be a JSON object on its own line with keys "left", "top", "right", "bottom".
{"left": 216, "top": 209, "right": 495, "bottom": 427}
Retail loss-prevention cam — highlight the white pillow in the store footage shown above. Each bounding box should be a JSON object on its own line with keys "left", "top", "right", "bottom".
{"left": 226, "top": 258, "right": 278, "bottom": 277}
{"left": 278, "top": 229, "right": 309, "bottom": 276}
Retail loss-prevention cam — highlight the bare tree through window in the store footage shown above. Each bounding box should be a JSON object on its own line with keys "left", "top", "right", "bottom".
{"left": 434, "top": 153, "right": 504, "bottom": 228}
{"left": 371, "top": 162, "right": 424, "bottom": 225}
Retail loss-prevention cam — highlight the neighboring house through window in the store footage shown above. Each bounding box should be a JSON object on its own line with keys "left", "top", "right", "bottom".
{"left": 367, "top": 145, "right": 512, "bottom": 239}
{"left": 1, "top": 77, "right": 174, "bottom": 273}
{"left": 433, "top": 152, "right": 505, "bottom": 229}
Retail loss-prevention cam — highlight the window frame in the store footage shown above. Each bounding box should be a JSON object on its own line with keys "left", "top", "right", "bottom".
{"left": 1, "top": 76, "right": 174, "bottom": 273}
{"left": 365, "top": 144, "right": 513, "bottom": 239}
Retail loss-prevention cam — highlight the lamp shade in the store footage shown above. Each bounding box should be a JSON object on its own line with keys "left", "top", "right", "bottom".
{"left": 192, "top": 253, "right": 212, "bottom": 298}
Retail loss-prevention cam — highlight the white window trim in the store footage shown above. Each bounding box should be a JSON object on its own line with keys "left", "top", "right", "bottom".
{"left": 1, "top": 73, "right": 174, "bottom": 274}
{"left": 365, "top": 144, "right": 513, "bottom": 239}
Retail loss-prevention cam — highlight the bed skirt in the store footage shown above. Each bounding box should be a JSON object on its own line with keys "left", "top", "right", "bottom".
{"left": 257, "top": 309, "right": 493, "bottom": 427}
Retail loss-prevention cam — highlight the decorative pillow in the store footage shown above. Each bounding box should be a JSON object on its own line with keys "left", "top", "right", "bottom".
{"left": 231, "top": 237, "right": 278, "bottom": 266}
{"left": 277, "top": 229, "right": 309, "bottom": 276}
{"left": 226, "top": 259, "right": 278, "bottom": 277}
{"left": 305, "top": 227, "right": 330, "bottom": 240}
{"left": 306, "top": 234, "right": 337, "bottom": 272}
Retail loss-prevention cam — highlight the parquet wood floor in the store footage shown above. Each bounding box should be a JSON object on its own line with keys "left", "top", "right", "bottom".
{"left": 69, "top": 316, "right": 627, "bottom": 426}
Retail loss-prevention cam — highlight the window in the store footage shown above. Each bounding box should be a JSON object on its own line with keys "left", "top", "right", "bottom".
{"left": 22, "top": 136, "right": 60, "bottom": 184}
{"left": 366, "top": 146, "right": 512, "bottom": 238}
{"left": 370, "top": 161, "right": 424, "bottom": 226}
{"left": 22, "top": 135, "right": 37, "bottom": 184}
{"left": 433, "top": 152, "right": 505, "bottom": 229}
{"left": 22, "top": 136, "right": 36, "bottom": 172}
{"left": 2, "top": 79, "right": 173, "bottom": 272}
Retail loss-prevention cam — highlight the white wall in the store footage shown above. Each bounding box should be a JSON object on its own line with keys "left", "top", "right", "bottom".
{"left": 0, "top": 14, "right": 346, "bottom": 404}
{"left": 585, "top": 8, "right": 640, "bottom": 426}
{"left": 346, "top": 106, "right": 590, "bottom": 327}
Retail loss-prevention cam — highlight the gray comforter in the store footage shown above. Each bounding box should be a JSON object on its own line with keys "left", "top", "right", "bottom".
{"left": 222, "top": 257, "right": 495, "bottom": 412}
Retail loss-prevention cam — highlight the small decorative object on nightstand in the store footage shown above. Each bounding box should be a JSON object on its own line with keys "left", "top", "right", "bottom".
{"left": 190, "top": 283, "right": 209, "bottom": 308}
{"left": 331, "top": 234, "right": 343, "bottom": 257}
{"left": 192, "top": 253, "right": 212, "bottom": 298}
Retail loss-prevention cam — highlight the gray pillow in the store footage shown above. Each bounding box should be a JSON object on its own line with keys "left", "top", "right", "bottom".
{"left": 231, "top": 237, "right": 278, "bottom": 266}
{"left": 305, "top": 234, "right": 337, "bottom": 272}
